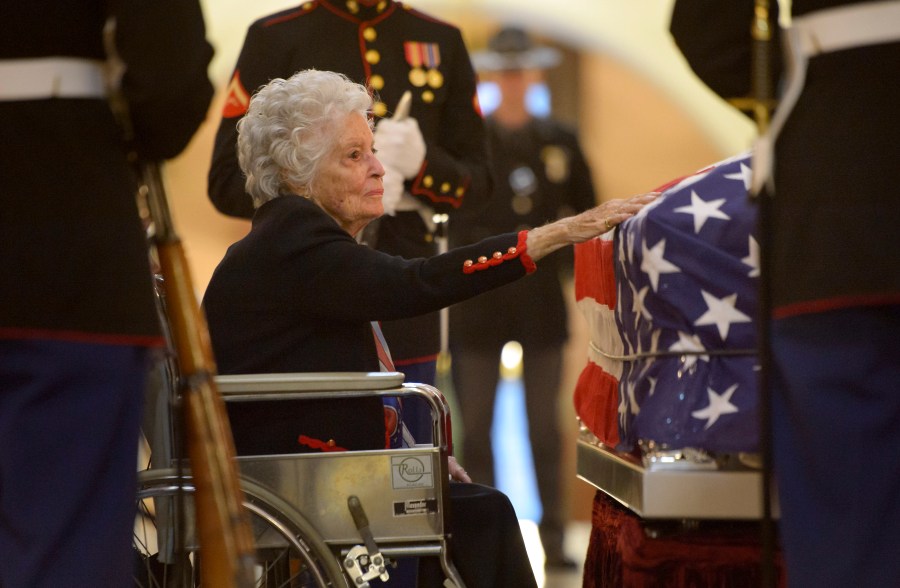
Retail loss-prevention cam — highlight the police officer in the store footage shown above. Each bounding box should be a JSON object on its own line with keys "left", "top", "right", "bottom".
{"left": 208, "top": 1, "right": 492, "bottom": 414}
{"left": 0, "top": 2, "right": 213, "bottom": 586}
{"left": 449, "top": 26, "right": 597, "bottom": 570}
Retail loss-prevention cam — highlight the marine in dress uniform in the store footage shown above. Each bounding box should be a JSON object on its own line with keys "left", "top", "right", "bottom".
{"left": 672, "top": 2, "right": 900, "bottom": 585}
{"left": 0, "top": 2, "right": 213, "bottom": 586}
{"left": 448, "top": 27, "right": 597, "bottom": 569}
{"left": 208, "top": 0, "right": 492, "bottom": 391}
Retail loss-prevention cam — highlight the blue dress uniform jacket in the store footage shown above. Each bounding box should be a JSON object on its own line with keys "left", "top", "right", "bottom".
{"left": 202, "top": 196, "right": 529, "bottom": 452}
{"left": 208, "top": 0, "right": 492, "bottom": 362}
{"left": 670, "top": 0, "right": 900, "bottom": 315}
{"left": 769, "top": 0, "right": 900, "bottom": 316}
{"left": 1, "top": 1, "right": 214, "bottom": 344}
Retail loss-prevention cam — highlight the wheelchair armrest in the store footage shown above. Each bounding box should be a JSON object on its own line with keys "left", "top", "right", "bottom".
{"left": 216, "top": 371, "right": 404, "bottom": 393}
{"left": 214, "top": 372, "right": 454, "bottom": 452}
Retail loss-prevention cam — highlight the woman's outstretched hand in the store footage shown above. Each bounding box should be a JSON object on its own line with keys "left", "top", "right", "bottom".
{"left": 526, "top": 191, "right": 660, "bottom": 261}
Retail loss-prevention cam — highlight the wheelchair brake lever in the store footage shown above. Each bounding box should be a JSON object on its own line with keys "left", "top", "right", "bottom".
{"left": 345, "top": 495, "right": 390, "bottom": 585}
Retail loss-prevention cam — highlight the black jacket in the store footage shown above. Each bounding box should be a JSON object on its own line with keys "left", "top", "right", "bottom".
{"left": 203, "top": 196, "right": 530, "bottom": 451}
{"left": 0, "top": 0, "right": 214, "bottom": 344}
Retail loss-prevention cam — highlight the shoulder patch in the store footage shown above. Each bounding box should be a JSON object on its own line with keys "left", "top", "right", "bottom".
{"left": 222, "top": 71, "right": 251, "bottom": 119}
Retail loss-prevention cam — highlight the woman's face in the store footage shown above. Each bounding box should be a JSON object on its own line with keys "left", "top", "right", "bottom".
{"left": 311, "top": 113, "right": 385, "bottom": 236}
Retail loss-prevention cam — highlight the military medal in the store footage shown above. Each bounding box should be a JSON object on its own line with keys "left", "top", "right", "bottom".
{"left": 409, "top": 67, "right": 427, "bottom": 87}
{"left": 427, "top": 68, "right": 443, "bottom": 89}
{"left": 405, "top": 41, "right": 442, "bottom": 90}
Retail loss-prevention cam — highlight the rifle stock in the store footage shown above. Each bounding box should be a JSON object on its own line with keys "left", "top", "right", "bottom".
{"left": 142, "top": 162, "right": 256, "bottom": 587}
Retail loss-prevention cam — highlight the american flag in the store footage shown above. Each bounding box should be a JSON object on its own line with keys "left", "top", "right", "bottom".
{"left": 574, "top": 152, "right": 760, "bottom": 454}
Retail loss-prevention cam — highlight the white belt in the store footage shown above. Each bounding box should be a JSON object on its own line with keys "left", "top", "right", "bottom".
{"left": 0, "top": 57, "right": 107, "bottom": 101}
{"left": 793, "top": 1, "right": 900, "bottom": 57}
{"left": 751, "top": 1, "right": 900, "bottom": 195}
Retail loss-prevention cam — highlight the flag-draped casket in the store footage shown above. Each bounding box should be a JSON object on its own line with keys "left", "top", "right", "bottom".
{"left": 574, "top": 152, "right": 760, "bottom": 456}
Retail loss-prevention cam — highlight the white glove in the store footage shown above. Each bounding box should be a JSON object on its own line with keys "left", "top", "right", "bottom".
{"left": 380, "top": 166, "right": 404, "bottom": 216}
{"left": 374, "top": 117, "right": 426, "bottom": 179}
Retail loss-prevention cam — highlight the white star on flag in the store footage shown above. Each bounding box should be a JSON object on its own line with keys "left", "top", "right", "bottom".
{"left": 724, "top": 162, "right": 753, "bottom": 190}
{"left": 629, "top": 281, "right": 652, "bottom": 325}
{"left": 640, "top": 238, "right": 681, "bottom": 291}
{"left": 626, "top": 378, "right": 640, "bottom": 415}
{"left": 618, "top": 387, "right": 630, "bottom": 431}
{"left": 647, "top": 376, "right": 658, "bottom": 397}
{"left": 669, "top": 331, "right": 709, "bottom": 370}
{"left": 743, "top": 235, "right": 760, "bottom": 277}
{"left": 692, "top": 384, "right": 740, "bottom": 429}
{"left": 694, "top": 290, "right": 752, "bottom": 340}
{"left": 674, "top": 191, "right": 731, "bottom": 233}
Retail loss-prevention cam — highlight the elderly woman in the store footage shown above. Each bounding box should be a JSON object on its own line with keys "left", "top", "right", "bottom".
{"left": 202, "top": 69, "right": 654, "bottom": 586}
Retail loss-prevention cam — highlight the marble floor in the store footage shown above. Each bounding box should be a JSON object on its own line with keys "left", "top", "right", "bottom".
{"left": 520, "top": 520, "right": 591, "bottom": 588}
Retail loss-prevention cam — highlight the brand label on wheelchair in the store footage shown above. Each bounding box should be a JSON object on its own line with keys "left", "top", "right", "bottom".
{"left": 390, "top": 455, "right": 434, "bottom": 489}
{"left": 393, "top": 498, "right": 438, "bottom": 517}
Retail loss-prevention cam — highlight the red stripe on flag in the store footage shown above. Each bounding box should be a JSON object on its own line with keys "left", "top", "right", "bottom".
{"left": 574, "top": 237, "right": 617, "bottom": 308}
{"left": 573, "top": 362, "right": 621, "bottom": 447}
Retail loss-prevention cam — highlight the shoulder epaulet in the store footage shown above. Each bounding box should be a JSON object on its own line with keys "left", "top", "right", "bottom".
{"left": 261, "top": 1, "right": 319, "bottom": 27}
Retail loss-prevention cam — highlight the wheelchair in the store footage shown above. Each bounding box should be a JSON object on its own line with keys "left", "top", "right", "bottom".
{"left": 133, "top": 370, "right": 465, "bottom": 588}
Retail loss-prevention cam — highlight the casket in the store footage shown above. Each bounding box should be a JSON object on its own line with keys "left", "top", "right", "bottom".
{"left": 573, "top": 152, "right": 772, "bottom": 519}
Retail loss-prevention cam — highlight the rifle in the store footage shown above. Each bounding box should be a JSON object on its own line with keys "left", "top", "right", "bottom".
{"left": 140, "top": 162, "right": 257, "bottom": 587}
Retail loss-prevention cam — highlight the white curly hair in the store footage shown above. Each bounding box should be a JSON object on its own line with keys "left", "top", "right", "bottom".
{"left": 236, "top": 69, "right": 374, "bottom": 207}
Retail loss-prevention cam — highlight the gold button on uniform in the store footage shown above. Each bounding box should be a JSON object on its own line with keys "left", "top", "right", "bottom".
{"left": 423, "top": 175, "right": 434, "bottom": 188}
{"left": 456, "top": 186, "right": 465, "bottom": 197}
{"left": 422, "top": 90, "right": 434, "bottom": 103}
{"left": 363, "top": 27, "right": 377, "bottom": 41}
{"left": 369, "top": 74, "right": 384, "bottom": 91}
{"left": 373, "top": 101, "right": 388, "bottom": 117}
{"left": 365, "top": 49, "right": 381, "bottom": 64}
{"left": 440, "top": 182, "right": 451, "bottom": 193}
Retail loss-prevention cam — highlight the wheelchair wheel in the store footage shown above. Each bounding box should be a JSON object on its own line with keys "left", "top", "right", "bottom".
{"left": 133, "top": 468, "right": 347, "bottom": 588}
